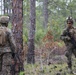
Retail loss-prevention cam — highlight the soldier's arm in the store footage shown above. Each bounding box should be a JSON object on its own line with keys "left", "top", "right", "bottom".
{"left": 60, "top": 29, "right": 70, "bottom": 41}
{"left": 8, "top": 29, "right": 16, "bottom": 53}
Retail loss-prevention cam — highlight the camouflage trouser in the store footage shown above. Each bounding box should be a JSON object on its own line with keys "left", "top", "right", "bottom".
{"left": 0, "top": 53, "right": 12, "bottom": 75}
{"left": 65, "top": 47, "right": 76, "bottom": 69}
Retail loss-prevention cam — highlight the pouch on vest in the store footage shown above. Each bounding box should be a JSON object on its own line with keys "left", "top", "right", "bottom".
{"left": 73, "top": 28, "right": 76, "bottom": 41}
{"left": 0, "top": 27, "right": 7, "bottom": 46}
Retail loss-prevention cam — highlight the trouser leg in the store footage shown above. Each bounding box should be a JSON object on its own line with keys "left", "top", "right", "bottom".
{"left": 67, "top": 56, "right": 72, "bottom": 69}
{"left": 1, "top": 53, "right": 12, "bottom": 75}
{"left": 65, "top": 49, "right": 72, "bottom": 69}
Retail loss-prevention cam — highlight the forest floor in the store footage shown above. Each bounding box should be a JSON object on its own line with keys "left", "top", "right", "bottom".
{"left": 24, "top": 55, "right": 76, "bottom": 75}
{"left": 23, "top": 44, "right": 76, "bottom": 75}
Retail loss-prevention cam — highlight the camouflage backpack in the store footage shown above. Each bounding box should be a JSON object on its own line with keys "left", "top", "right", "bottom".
{"left": 0, "top": 26, "right": 7, "bottom": 46}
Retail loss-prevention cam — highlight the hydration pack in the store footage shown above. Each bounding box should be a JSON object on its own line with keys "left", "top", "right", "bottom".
{"left": 0, "top": 27, "right": 7, "bottom": 46}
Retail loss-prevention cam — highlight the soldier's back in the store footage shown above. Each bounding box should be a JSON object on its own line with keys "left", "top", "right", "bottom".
{"left": 0, "top": 27, "right": 12, "bottom": 53}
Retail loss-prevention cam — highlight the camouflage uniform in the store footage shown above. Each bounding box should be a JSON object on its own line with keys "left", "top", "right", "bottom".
{"left": 60, "top": 17, "right": 76, "bottom": 74}
{"left": 0, "top": 16, "right": 16, "bottom": 75}
{"left": 61, "top": 27, "right": 76, "bottom": 68}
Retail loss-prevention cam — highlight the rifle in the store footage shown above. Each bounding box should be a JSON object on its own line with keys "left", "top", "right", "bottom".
{"left": 66, "top": 28, "right": 76, "bottom": 48}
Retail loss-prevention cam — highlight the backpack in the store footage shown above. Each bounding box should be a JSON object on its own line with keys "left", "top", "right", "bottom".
{"left": 0, "top": 27, "right": 7, "bottom": 46}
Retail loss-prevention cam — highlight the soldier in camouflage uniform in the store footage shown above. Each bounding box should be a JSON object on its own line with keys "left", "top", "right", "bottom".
{"left": 60, "top": 17, "right": 76, "bottom": 73}
{"left": 0, "top": 16, "right": 16, "bottom": 75}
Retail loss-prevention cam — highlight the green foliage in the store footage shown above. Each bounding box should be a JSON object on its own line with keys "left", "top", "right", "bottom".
{"left": 48, "top": 15, "right": 65, "bottom": 41}
{"left": 19, "top": 71, "right": 25, "bottom": 75}
{"left": 57, "top": 41, "right": 64, "bottom": 47}
{"left": 23, "top": 0, "right": 76, "bottom": 44}
{"left": 8, "top": 22, "right": 12, "bottom": 29}
{"left": 23, "top": 34, "right": 28, "bottom": 43}
{"left": 23, "top": 27, "right": 28, "bottom": 43}
{"left": 23, "top": 62, "right": 76, "bottom": 75}
{"left": 35, "top": 26, "right": 46, "bottom": 44}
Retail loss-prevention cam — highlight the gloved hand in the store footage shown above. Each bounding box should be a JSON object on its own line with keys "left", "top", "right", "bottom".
{"left": 65, "top": 36, "right": 70, "bottom": 41}
{"left": 12, "top": 53, "right": 15, "bottom": 58}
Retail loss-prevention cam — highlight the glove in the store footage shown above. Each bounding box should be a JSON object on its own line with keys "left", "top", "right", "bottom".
{"left": 66, "top": 36, "right": 70, "bottom": 40}
{"left": 12, "top": 53, "right": 15, "bottom": 58}
{"left": 65, "top": 36, "right": 70, "bottom": 41}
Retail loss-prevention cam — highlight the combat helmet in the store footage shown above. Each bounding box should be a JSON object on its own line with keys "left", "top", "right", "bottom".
{"left": 0, "top": 16, "right": 9, "bottom": 24}
{"left": 66, "top": 16, "right": 74, "bottom": 24}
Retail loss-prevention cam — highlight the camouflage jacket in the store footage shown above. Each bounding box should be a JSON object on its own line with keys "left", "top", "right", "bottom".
{"left": 0, "top": 27, "right": 16, "bottom": 54}
{"left": 60, "top": 26, "right": 76, "bottom": 47}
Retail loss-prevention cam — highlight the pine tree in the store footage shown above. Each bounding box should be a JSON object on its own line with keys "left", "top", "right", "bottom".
{"left": 12, "top": 0, "right": 24, "bottom": 74}
{"left": 27, "top": 0, "right": 36, "bottom": 64}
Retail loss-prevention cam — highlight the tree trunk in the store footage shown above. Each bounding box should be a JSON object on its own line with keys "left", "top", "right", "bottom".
{"left": 8, "top": 0, "right": 12, "bottom": 17}
{"left": 3, "top": 0, "right": 5, "bottom": 14}
{"left": 70, "top": 0, "right": 72, "bottom": 17}
{"left": 43, "top": 0, "right": 48, "bottom": 29}
{"left": 27, "top": 0, "right": 36, "bottom": 64}
{"left": 12, "top": 0, "right": 24, "bottom": 74}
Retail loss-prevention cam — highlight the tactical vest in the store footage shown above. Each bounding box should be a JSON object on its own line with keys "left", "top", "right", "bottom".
{"left": 69, "top": 27, "right": 76, "bottom": 41}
